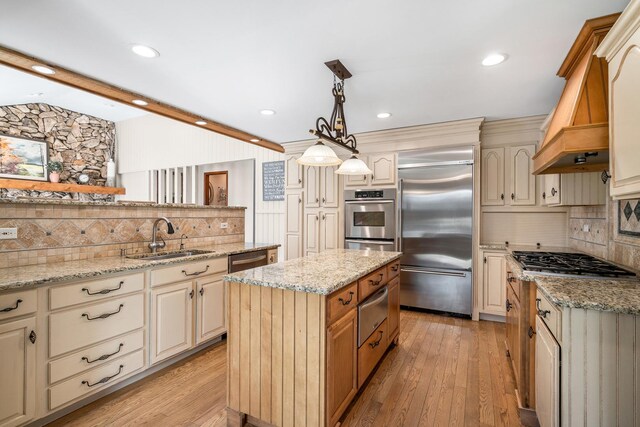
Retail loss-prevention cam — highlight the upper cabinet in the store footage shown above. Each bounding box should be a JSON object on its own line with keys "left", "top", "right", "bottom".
{"left": 304, "top": 166, "right": 320, "bottom": 208}
{"left": 345, "top": 153, "right": 396, "bottom": 188}
{"left": 596, "top": 3, "right": 640, "bottom": 199}
{"left": 541, "top": 172, "right": 607, "bottom": 206}
{"left": 305, "top": 165, "right": 339, "bottom": 209}
{"left": 482, "top": 146, "right": 536, "bottom": 206}
{"left": 285, "top": 155, "right": 303, "bottom": 189}
{"left": 481, "top": 148, "right": 505, "bottom": 206}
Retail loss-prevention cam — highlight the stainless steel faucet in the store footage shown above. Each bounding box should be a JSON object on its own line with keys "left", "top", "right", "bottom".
{"left": 149, "top": 217, "right": 175, "bottom": 253}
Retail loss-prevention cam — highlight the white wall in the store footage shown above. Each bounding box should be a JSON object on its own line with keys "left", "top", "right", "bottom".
{"left": 197, "top": 159, "right": 255, "bottom": 242}
{"left": 115, "top": 114, "right": 285, "bottom": 256}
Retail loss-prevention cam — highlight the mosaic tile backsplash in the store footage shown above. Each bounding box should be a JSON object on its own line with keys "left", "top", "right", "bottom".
{"left": 619, "top": 199, "right": 640, "bottom": 237}
{"left": 0, "top": 201, "right": 245, "bottom": 268}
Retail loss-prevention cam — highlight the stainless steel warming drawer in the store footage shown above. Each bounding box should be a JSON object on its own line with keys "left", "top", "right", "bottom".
{"left": 228, "top": 250, "right": 269, "bottom": 273}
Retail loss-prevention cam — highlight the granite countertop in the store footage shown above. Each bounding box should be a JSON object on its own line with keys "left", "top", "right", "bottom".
{"left": 0, "top": 242, "right": 279, "bottom": 292}
{"left": 0, "top": 198, "right": 246, "bottom": 209}
{"left": 225, "top": 249, "right": 402, "bottom": 295}
{"left": 505, "top": 254, "right": 640, "bottom": 316}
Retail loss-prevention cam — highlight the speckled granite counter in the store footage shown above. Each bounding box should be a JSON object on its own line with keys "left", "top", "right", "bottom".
{"left": 0, "top": 242, "right": 279, "bottom": 292}
{"left": 225, "top": 249, "right": 402, "bottom": 295}
{"left": 505, "top": 254, "right": 640, "bottom": 315}
{"left": 0, "top": 198, "right": 246, "bottom": 209}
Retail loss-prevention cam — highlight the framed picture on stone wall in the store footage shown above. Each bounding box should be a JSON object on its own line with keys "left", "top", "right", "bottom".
{"left": 0, "top": 133, "right": 49, "bottom": 181}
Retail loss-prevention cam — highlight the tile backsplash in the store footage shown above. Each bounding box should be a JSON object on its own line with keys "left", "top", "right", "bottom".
{"left": 0, "top": 201, "right": 245, "bottom": 268}
{"left": 569, "top": 196, "right": 640, "bottom": 269}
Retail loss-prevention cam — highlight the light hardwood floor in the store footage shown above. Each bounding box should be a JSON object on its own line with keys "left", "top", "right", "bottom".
{"left": 48, "top": 311, "right": 523, "bottom": 427}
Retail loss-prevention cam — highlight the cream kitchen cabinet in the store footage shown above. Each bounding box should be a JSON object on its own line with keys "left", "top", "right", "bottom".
{"left": 482, "top": 145, "right": 537, "bottom": 206}
{"left": 596, "top": 5, "right": 640, "bottom": 199}
{"left": 508, "top": 145, "right": 536, "bottom": 206}
{"left": 304, "top": 212, "right": 321, "bottom": 256}
{"left": 541, "top": 172, "right": 607, "bottom": 206}
{"left": 196, "top": 274, "right": 225, "bottom": 344}
{"left": 285, "top": 191, "right": 303, "bottom": 260}
{"left": 481, "top": 147, "right": 506, "bottom": 206}
{"left": 150, "top": 280, "right": 194, "bottom": 364}
{"left": 344, "top": 153, "right": 396, "bottom": 188}
{"left": 480, "top": 251, "right": 507, "bottom": 316}
{"left": 0, "top": 316, "right": 36, "bottom": 427}
{"left": 305, "top": 165, "right": 339, "bottom": 208}
{"left": 535, "top": 316, "right": 560, "bottom": 427}
{"left": 304, "top": 210, "right": 340, "bottom": 256}
{"left": 285, "top": 154, "right": 303, "bottom": 189}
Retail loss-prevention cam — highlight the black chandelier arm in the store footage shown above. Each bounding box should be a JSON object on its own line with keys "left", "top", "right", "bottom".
{"left": 309, "top": 129, "right": 359, "bottom": 154}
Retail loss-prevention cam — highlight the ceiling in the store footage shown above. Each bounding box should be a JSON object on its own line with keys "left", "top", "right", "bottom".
{"left": 0, "top": 0, "right": 630, "bottom": 143}
{"left": 0, "top": 65, "right": 146, "bottom": 122}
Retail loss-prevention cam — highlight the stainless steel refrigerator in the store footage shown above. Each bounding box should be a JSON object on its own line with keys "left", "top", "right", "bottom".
{"left": 398, "top": 147, "right": 473, "bottom": 316}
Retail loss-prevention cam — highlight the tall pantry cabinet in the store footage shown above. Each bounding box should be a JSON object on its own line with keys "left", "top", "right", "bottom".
{"left": 285, "top": 154, "right": 341, "bottom": 259}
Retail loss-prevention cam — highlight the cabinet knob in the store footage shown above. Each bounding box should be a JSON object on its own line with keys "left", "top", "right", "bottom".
{"left": 199, "top": 287, "right": 204, "bottom": 296}
{"left": 189, "top": 290, "right": 194, "bottom": 299}
{"left": 298, "top": 198, "right": 301, "bottom": 203}
{"left": 511, "top": 193, "right": 515, "bottom": 200}
{"left": 315, "top": 198, "right": 319, "bottom": 203}
{"left": 505, "top": 299, "right": 513, "bottom": 312}
{"left": 322, "top": 197, "right": 326, "bottom": 203}
{"left": 551, "top": 187, "right": 557, "bottom": 196}
{"left": 298, "top": 178, "right": 302, "bottom": 184}
{"left": 528, "top": 326, "right": 536, "bottom": 339}
{"left": 500, "top": 193, "right": 504, "bottom": 200}
{"left": 29, "top": 330, "right": 37, "bottom": 344}
{"left": 542, "top": 192, "right": 546, "bottom": 199}
{"left": 322, "top": 214, "right": 326, "bottom": 220}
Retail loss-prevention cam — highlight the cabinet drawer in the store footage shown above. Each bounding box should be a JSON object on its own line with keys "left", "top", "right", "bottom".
{"left": 49, "top": 293, "right": 144, "bottom": 358}
{"left": 327, "top": 282, "right": 357, "bottom": 325}
{"left": 49, "top": 329, "right": 144, "bottom": 384}
{"left": 49, "top": 349, "right": 144, "bottom": 410}
{"left": 150, "top": 258, "right": 227, "bottom": 287}
{"left": 358, "top": 319, "right": 388, "bottom": 388}
{"left": 358, "top": 267, "right": 388, "bottom": 302}
{"left": 387, "top": 260, "right": 401, "bottom": 280}
{"left": 0, "top": 289, "right": 36, "bottom": 322}
{"left": 507, "top": 272, "right": 520, "bottom": 301}
{"left": 49, "top": 272, "right": 144, "bottom": 310}
{"left": 536, "top": 290, "right": 562, "bottom": 343}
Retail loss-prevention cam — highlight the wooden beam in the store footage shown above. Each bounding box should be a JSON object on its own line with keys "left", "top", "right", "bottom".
{"left": 0, "top": 45, "right": 284, "bottom": 153}
{"left": 0, "top": 178, "right": 125, "bottom": 195}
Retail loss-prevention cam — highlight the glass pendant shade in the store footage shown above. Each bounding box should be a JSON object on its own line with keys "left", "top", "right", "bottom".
{"left": 296, "top": 141, "right": 343, "bottom": 166}
{"left": 335, "top": 155, "right": 373, "bottom": 175}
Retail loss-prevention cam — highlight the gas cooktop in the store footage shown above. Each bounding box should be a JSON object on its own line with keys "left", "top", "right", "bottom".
{"left": 511, "top": 251, "right": 636, "bottom": 279}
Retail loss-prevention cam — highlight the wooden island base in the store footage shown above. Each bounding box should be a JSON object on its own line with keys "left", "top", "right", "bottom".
{"left": 225, "top": 257, "right": 401, "bottom": 427}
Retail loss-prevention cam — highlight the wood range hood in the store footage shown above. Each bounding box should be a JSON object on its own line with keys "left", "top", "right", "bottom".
{"left": 533, "top": 13, "right": 620, "bottom": 175}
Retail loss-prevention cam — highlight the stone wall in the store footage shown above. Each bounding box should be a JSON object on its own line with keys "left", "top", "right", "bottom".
{"left": 0, "top": 201, "right": 245, "bottom": 268}
{"left": 0, "top": 103, "right": 116, "bottom": 200}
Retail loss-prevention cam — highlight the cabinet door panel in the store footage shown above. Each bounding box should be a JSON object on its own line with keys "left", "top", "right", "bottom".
{"left": 326, "top": 309, "right": 357, "bottom": 426}
{"left": 321, "top": 166, "right": 339, "bottom": 208}
{"left": 197, "top": 275, "right": 225, "bottom": 344}
{"left": 305, "top": 212, "right": 320, "bottom": 255}
{"left": 509, "top": 145, "right": 536, "bottom": 206}
{"left": 285, "top": 155, "right": 303, "bottom": 189}
{"left": 545, "top": 174, "right": 561, "bottom": 205}
{"left": 535, "top": 317, "right": 560, "bottom": 427}
{"left": 304, "top": 166, "right": 320, "bottom": 208}
{"left": 481, "top": 148, "right": 505, "bottom": 206}
{"left": 483, "top": 253, "right": 506, "bottom": 314}
{"left": 0, "top": 317, "right": 35, "bottom": 427}
{"left": 151, "top": 281, "right": 193, "bottom": 364}
{"left": 286, "top": 234, "right": 302, "bottom": 260}
{"left": 321, "top": 211, "right": 339, "bottom": 251}
{"left": 370, "top": 154, "right": 396, "bottom": 186}
{"left": 285, "top": 192, "right": 302, "bottom": 234}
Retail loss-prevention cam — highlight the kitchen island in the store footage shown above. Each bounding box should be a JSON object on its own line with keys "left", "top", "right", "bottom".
{"left": 224, "top": 249, "right": 402, "bottom": 427}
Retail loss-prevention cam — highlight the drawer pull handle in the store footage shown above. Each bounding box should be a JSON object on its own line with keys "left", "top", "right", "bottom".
{"left": 82, "top": 365, "right": 124, "bottom": 387}
{"left": 338, "top": 291, "right": 354, "bottom": 306}
{"left": 82, "top": 304, "right": 124, "bottom": 321}
{"left": 536, "top": 298, "right": 550, "bottom": 318}
{"left": 369, "top": 331, "right": 384, "bottom": 349}
{"left": 82, "top": 343, "right": 124, "bottom": 364}
{"left": 1, "top": 299, "right": 22, "bottom": 312}
{"left": 182, "top": 265, "right": 209, "bottom": 276}
{"left": 369, "top": 273, "right": 384, "bottom": 286}
{"left": 505, "top": 298, "right": 512, "bottom": 312}
{"left": 391, "top": 265, "right": 399, "bottom": 272}
{"left": 507, "top": 277, "right": 516, "bottom": 283}
{"left": 82, "top": 281, "right": 123, "bottom": 296}
{"left": 528, "top": 326, "right": 536, "bottom": 339}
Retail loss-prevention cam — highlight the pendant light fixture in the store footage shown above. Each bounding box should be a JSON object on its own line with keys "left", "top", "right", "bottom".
{"left": 298, "top": 60, "right": 372, "bottom": 176}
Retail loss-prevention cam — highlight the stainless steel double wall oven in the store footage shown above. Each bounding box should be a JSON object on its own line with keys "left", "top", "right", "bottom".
{"left": 344, "top": 189, "right": 397, "bottom": 251}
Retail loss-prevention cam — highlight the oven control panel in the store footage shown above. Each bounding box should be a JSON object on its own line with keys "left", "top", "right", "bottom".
{"left": 354, "top": 190, "right": 384, "bottom": 199}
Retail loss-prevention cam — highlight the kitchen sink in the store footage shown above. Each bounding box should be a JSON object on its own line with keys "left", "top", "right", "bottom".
{"left": 126, "top": 249, "right": 214, "bottom": 261}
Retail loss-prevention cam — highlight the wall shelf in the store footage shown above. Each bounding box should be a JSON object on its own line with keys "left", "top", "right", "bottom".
{"left": 0, "top": 178, "right": 126, "bottom": 195}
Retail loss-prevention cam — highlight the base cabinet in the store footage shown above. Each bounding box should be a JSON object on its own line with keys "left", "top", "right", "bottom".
{"left": 481, "top": 251, "right": 507, "bottom": 315}
{"left": 150, "top": 281, "right": 194, "bottom": 364}
{"left": 535, "top": 316, "right": 560, "bottom": 427}
{"left": 196, "top": 275, "right": 225, "bottom": 344}
{"left": 326, "top": 309, "right": 358, "bottom": 427}
{"left": 0, "top": 317, "right": 36, "bottom": 427}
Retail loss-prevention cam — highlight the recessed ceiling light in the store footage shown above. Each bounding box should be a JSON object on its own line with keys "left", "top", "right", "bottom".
{"left": 260, "top": 109, "right": 276, "bottom": 116}
{"left": 250, "top": 138, "right": 260, "bottom": 143}
{"left": 27, "top": 92, "right": 44, "bottom": 98}
{"left": 132, "top": 99, "right": 148, "bottom": 106}
{"left": 482, "top": 53, "right": 507, "bottom": 67}
{"left": 195, "top": 120, "right": 207, "bottom": 126}
{"left": 131, "top": 44, "right": 160, "bottom": 58}
{"left": 31, "top": 65, "right": 55, "bottom": 75}
{"left": 377, "top": 112, "right": 392, "bottom": 119}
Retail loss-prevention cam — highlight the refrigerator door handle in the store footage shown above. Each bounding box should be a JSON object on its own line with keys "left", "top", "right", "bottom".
{"left": 345, "top": 239, "right": 395, "bottom": 245}
{"left": 398, "top": 178, "right": 403, "bottom": 252}
{"left": 344, "top": 200, "right": 395, "bottom": 205}
{"left": 400, "top": 268, "right": 467, "bottom": 277}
